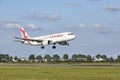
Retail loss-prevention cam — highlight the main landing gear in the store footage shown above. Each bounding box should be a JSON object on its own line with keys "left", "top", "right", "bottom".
{"left": 52, "top": 45, "right": 56, "bottom": 49}
{"left": 41, "top": 44, "right": 56, "bottom": 49}
{"left": 41, "top": 46, "right": 45, "bottom": 49}
{"left": 52, "top": 43, "right": 56, "bottom": 49}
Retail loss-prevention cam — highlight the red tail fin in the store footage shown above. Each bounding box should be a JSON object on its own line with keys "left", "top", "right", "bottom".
{"left": 20, "top": 27, "right": 31, "bottom": 45}
{"left": 20, "top": 27, "right": 30, "bottom": 39}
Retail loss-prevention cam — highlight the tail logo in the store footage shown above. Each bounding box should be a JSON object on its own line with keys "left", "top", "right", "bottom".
{"left": 20, "top": 28, "right": 31, "bottom": 44}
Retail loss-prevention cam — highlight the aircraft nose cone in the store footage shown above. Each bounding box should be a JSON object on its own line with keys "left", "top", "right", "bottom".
{"left": 72, "top": 35, "right": 76, "bottom": 39}
{"left": 74, "top": 35, "right": 76, "bottom": 39}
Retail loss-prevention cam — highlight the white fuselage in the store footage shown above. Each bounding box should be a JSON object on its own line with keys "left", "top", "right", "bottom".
{"left": 23, "top": 32, "right": 76, "bottom": 46}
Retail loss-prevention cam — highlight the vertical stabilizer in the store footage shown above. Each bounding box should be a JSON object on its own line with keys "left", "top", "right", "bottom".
{"left": 20, "top": 27, "right": 31, "bottom": 44}
{"left": 20, "top": 27, "right": 30, "bottom": 39}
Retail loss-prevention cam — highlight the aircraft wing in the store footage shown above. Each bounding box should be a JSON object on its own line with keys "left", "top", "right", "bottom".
{"left": 14, "top": 37, "right": 43, "bottom": 42}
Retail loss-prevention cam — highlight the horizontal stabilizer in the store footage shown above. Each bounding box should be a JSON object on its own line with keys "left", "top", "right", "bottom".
{"left": 14, "top": 40, "right": 22, "bottom": 42}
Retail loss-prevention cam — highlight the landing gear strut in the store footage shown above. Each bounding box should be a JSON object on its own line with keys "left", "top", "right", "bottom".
{"left": 52, "top": 44, "right": 56, "bottom": 49}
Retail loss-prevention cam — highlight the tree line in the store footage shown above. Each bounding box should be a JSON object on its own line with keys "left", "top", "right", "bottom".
{"left": 0, "top": 53, "right": 120, "bottom": 63}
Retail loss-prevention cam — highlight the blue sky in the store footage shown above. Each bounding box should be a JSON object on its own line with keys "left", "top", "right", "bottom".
{"left": 0, "top": 0, "right": 120, "bottom": 58}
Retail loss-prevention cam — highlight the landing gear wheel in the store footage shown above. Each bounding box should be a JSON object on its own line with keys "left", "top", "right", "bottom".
{"left": 52, "top": 46, "right": 56, "bottom": 49}
{"left": 41, "top": 46, "right": 45, "bottom": 49}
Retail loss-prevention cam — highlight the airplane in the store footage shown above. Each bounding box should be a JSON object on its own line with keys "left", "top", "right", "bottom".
{"left": 14, "top": 27, "right": 76, "bottom": 49}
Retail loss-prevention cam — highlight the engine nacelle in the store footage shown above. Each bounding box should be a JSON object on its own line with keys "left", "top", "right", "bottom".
{"left": 58, "top": 41, "right": 68, "bottom": 45}
{"left": 42, "top": 40, "right": 51, "bottom": 45}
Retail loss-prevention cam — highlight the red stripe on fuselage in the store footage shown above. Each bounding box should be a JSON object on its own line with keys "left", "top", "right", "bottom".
{"left": 49, "top": 34, "right": 63, "bottom": 38}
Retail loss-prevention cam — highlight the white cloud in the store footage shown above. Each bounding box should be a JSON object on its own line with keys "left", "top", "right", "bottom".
{"left": 5, "top": 23, "right": 22, "bottom": 28}
{"left": 26, "top": 24, "right": 42, "bottom": 30}
{"left": 65, "top": 23, "right": 119, "bottom": 34}
{"left": 0, "top": 21, "right": 22, "bottom": 29}
{"left": 93, "top": 24, "right": 106, "bottom": 29}
{"left": 27, "top": 24, "right": 37, "bottom": 29}
{"left": 92, "top": 23, "right": 111, "bottom": 33}
{"left": 102, "top": 5, "right": 120, "bottom": 12}
{"left": 78, "top": 23, "right": 86, "bottom": 28}
{"left": 23, "top": 13, "right": 61, "bottom": 22}
{"left": 0, "top": 20, "right": 42, "bottom": 30}
{"left": 48, "top": 14, "right": 61, "bottom": 21}
{"left": 92, "top": 23, "right": 120, "bottom": 34}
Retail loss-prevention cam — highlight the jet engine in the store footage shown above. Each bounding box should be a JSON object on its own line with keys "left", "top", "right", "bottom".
{"left": 58, "top": 41, "right": 68, "bottom": 46}
{"left": 42, "top": 40, "right": 51, "bottom": 45}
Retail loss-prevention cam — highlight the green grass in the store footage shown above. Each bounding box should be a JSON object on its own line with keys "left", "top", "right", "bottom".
{"left": 0, "top": 63, "right": 120, "bottom": 80}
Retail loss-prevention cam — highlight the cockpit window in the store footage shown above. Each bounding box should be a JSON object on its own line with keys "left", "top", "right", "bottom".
{"left": 68, "top": 33, "right": 73, "bottom": 35}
